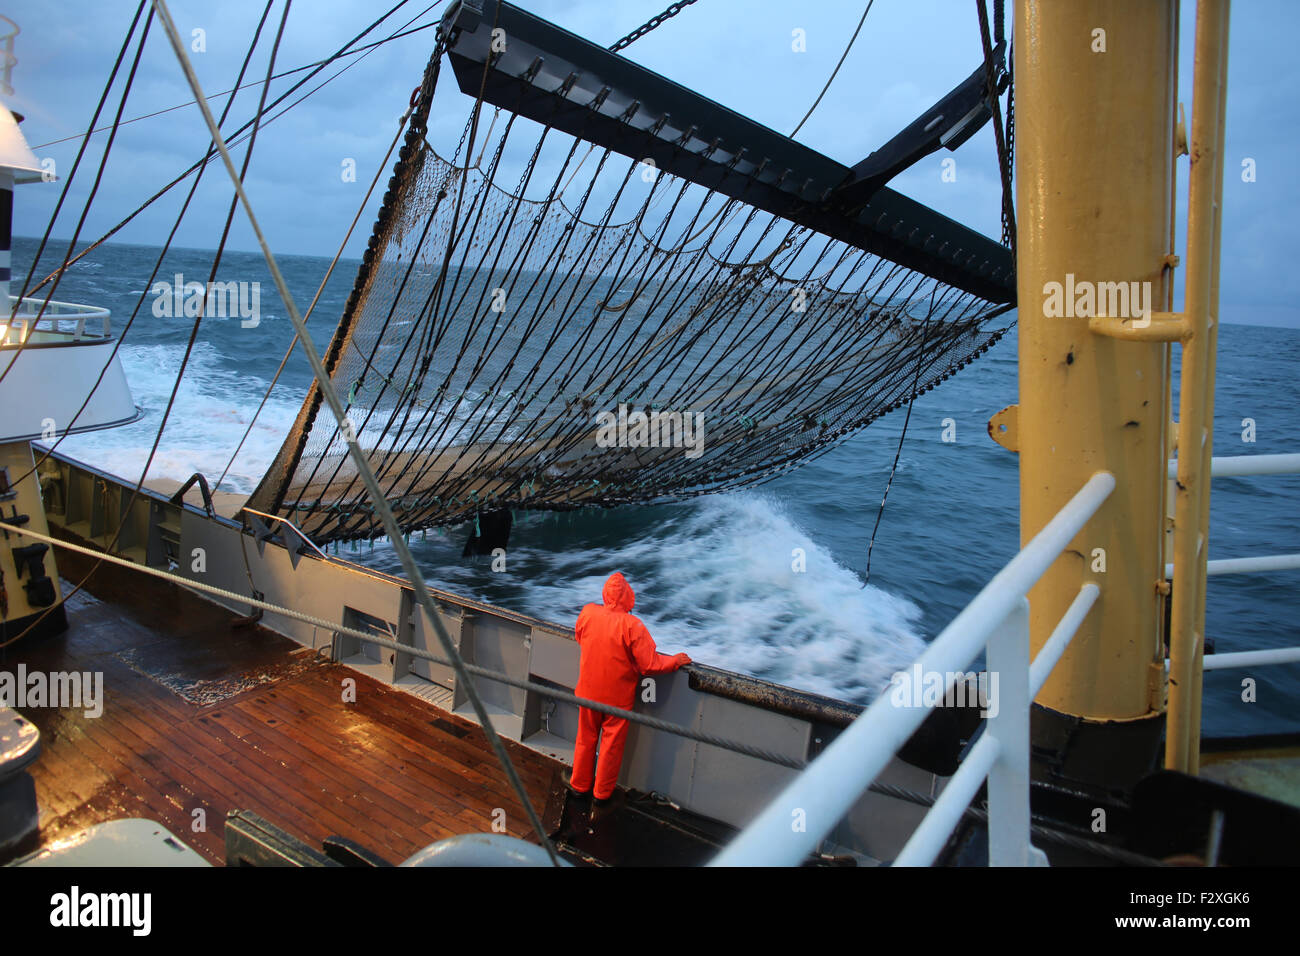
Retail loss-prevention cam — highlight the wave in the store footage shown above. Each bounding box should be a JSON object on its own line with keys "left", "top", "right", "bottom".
{"left": 57, "top": 341, "right": 301, "bottom": 495}
{"left": 366, "top": 492, "right": 927, "bottom": 705}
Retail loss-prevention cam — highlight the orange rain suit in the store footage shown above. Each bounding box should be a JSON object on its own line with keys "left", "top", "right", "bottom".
{"left": 569, "top": 572, "right": 689, "bottom": 800}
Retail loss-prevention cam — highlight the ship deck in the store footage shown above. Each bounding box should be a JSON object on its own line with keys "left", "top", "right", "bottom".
{"left": 4, "top": 536, "right": 738, "bottom": 866}
{"left": 5, "top": 545, "right": 562, "bottom": 865}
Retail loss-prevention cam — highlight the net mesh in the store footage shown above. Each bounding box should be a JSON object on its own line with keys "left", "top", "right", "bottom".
{"left": 250, "top": 50, "right": 1012, "bottom": 544}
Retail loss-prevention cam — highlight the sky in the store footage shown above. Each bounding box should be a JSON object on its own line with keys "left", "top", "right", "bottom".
{"left": 3, "top": 0, "right": 1298, "bottom": 326}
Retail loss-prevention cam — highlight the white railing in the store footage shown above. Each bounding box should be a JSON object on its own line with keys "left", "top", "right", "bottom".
{"left": 1163, "top": 455, "right": 1300, "bottom": 577}
{"left": 711, "top": 471, "right": 1116, "bottom": 867}
{"left": 1201, "top": 646, "right": 1300, "bottom": 671}
{"left": 3, "top": 295, "right": 112, "bottom": 342}
{"left": 1162, "top": 451, "right": 1300, "bottom": 676}
{"left": 1164, "top": 452, "right": 1299, "bottom": 670}
{"left": 1166, "top": 553, "right": 1300, "bottom": 578}
{"left": 1167, "top": 452, "right": 1300, "bottom": 480}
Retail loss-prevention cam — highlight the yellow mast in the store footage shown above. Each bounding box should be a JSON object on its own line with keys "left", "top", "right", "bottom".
{"left": 1012, "top": 0, "right": 1178, "bottom": 774}
{"left": 1012, "top": 0, "right": 1231, "bottom": 780}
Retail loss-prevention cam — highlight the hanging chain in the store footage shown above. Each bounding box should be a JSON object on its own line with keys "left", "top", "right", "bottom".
{"left": 608, "top": 0, "right": 700, "bottom": 53}
{"left": 977, "top": 0, "right": 1016, "bottom": 258}
{"left": 1002, "top": 51, "right": 1015, "bottom": 248}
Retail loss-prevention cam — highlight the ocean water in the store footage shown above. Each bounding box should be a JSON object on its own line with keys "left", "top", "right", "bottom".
{"left": 12, "top": 236, "right": 1299, "bottom": 736}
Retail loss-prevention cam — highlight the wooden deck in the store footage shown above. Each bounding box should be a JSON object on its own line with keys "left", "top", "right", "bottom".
{"left": 2, "top": 546, "right": 561, "bottom": 866}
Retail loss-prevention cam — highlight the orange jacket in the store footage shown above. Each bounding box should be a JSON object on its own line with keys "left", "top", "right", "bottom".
{"left": 574, "top": 572, "right": 682, "bottom": 709}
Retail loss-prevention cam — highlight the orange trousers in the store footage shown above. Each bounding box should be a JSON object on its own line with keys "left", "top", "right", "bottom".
{"left": 569, "top": 707, "right": 630, "bottom": 800}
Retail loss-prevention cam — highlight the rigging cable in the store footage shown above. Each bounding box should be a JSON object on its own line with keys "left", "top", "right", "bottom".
{"left": 790, "top": 1, "right": 875, "bottom": 138}
{"left": 151, "top": 0, "right": 564, "bottom": 866}
{"left": 1, "top": 1, "right": 149, "bottom": 379}
{"left": 1, "top": 0, "right": 282, "bottom": 646}
{"left": 862, "top": 293, "right": 935, "bottom": 588}
{"left": 19, "top": 0, "right": 440, "bottom": 302}
{"left": 30, "top": 15, "right": 442, "bottom": 150}
{"left": 3, "top": 1, "right": 146, "bottom": 326}
{"left": 213, "top": 99, "right": 418, "bottom": 494}
{"left": 14, "top": 2, "right": 295, "bottom": 487}
{"left": 862, "top": 2, "right": 1014, "bottom": 587}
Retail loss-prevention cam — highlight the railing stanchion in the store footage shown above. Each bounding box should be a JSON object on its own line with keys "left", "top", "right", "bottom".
{"left": 986, "top": 597, "right": 1042, "bottom": 865}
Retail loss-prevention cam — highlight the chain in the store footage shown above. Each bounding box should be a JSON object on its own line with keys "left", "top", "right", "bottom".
{"left": 1002, "top": 54, "right": 1014, "bottom": 249}
{"left": 977, "top": 0, "right": 1015, "bottom": 258}
{"left": 608, "top": 0, "right": 699, "bottom": 53}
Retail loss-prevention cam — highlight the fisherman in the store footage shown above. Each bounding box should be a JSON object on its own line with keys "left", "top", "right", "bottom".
{"left": 569, "top": 572, "right": 690, "bottom": 811}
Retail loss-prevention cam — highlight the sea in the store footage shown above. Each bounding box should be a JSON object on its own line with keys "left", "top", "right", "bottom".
{"left": 12, "top": 235, "right": 1299, "bottom": 737}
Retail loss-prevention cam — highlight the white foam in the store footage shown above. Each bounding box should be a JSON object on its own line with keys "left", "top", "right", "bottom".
{"left": 57, "top": 342, "right": 301, "bottom": 495}
{"left": 515, "top": 494, "right": 927, "bottom": 704}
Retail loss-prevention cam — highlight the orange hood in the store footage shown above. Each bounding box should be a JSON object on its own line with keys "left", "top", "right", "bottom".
{"left": 602, "top": 572, "right": 635, "bottom": 613}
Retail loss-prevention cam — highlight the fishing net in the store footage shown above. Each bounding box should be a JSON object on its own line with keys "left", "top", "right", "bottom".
{"left": 249, "top": 42, "right": 1013, "bottom": 544}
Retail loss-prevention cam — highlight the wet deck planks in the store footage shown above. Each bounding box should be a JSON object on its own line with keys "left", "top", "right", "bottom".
{"left": 1, "top": 546, "right": 560, "bottom": 866}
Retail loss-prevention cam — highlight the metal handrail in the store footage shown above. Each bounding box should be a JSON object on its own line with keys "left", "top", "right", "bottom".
{"left": 169, "top": 472, "right": 215, "bottom": 517}
{"left": 1166, "top": 553, "right": 1300, "bottom": 578}
{"left": 240, "top": 506, "right": 329, "bottom": 560}
{"left": 711, "top": 471, "right": 1115, "bottom": 867}
{"left": 1167, "top": 452, "right": 1300, "bottom": 479}
{"left": 3, "top": 295, "right": 112, "bottom": 341}
{"left": 1200, "top": 646, "right": 1300, "bottom": 671}
{"left": 1163, "top": 453, "right": 1299, "bottom": 674}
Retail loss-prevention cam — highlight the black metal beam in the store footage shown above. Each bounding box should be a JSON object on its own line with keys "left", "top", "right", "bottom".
{"left": 836, "top": 42, "right": 1006, "bottom": 210}
{"left": 439, "top": 0, "right": 1015, "bottom": 304}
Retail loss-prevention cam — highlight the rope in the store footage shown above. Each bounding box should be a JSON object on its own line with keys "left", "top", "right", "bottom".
{"left": 152, "top": 0, "right": 562, "bottom": 866}
{"left": 0, "top": 0, "right": 289, "bottom": 647}
{"left": 18, "top": 1, "right": 442, "bottom": 303}
{"left": 1, "top": 2, "right": 152, "bottom": 380}
{"left": 29, "top": 15, "right": 443, "bottom": 150}
{"left": 2, "top": 0, "right": 147, "bottom": 334}
{"left": 790, "top": 1, "right": 875, "bottom": 138}
{"left": 213, "top": 95, "right": 417, "bottom": 495}
{"left": 862, "top": 306, "right": 933, "bottom": 587}
{"left": 16, "top": 7, "right": 287, "bottom": 491}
